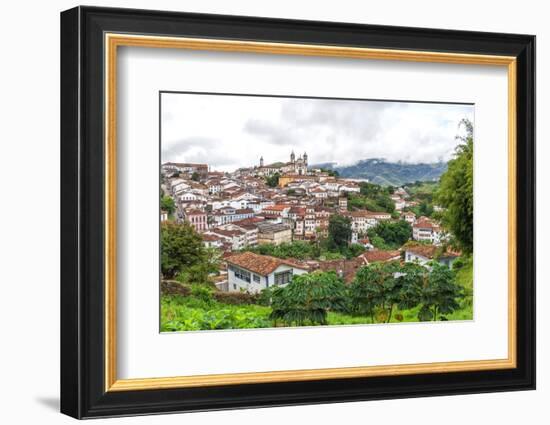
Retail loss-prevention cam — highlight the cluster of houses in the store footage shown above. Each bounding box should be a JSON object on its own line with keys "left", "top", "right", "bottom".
{"left": 161, "top": 153, "right": 456, "bottom": 294}
{"left": 222, "top": 243, "right": 457, "bottom": 294}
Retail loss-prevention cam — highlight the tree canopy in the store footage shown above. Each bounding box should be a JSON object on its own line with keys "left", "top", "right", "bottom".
{"left": 161, "top": 221, "right": 209, "bottom": 279}
{"left": 160, "top": 195, "right": 176, "bottom": 216}
{"left": 265, "top": 173, "right": 280, "bottom": 188}
{"left": 270, "top": 271, "right": 347, "bottom": 326}
{"left": 368, "top": 220, "right": 412, "bottom": 249}
{"left": 349, "top": 261, "right": 463, "bottom": 323}
{"left": 436, "top": 118, "right": 473, "bottom": 253}
{"left": 327, "top": 214, "right": 352, "bottom": 251}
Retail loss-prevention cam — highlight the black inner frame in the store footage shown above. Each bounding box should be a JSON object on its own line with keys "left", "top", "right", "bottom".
{"left": 60, "top": 6, "right": 535, "bottom": 419}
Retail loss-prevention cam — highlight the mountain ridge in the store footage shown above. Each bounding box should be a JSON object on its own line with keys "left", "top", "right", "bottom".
{"left": 313, "top": 158, "right": 447, "bottom": 186}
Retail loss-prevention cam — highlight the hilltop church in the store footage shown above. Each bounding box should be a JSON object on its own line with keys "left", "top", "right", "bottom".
{"left": 257, "top": 151, "right": 309, "bottom": 176}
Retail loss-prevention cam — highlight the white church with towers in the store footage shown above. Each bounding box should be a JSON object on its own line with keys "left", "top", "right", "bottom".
{"left": 257, "top": 150, "right": 309, "bottom": 176}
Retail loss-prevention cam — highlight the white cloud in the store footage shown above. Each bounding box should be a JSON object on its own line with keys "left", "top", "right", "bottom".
{"left": 161, "top": 92, "right": 473, "bottom": 171}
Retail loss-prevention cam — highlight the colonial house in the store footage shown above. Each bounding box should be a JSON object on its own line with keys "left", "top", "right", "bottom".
{"left": 401, "top": 211, "right": 417, "bottom": 224}
{"left": 391, "top": 195, "right": 406, "bottom": 210}
{"left": 205, "top": 179, "right": 223, "bottom": 194}
{"left": 201, "top": 233, "right": 224, "bottom": 249}
{"left": 338, "top": 182, "right": 361, "bottom": 194}
{"left": 412, "top": 217, "right": 443, "bottom": 244}
{"left": 371, "top": 211, "right": 392, "bottom": 220}
{"left": 210, "top": 195, "right": 257, "bottom": 211}
{"left": 225, "top": 251, "right": 309, "bottom": 293}
{"left": 170, "top": 179, "right": 190, "bottom": 195}
{"left": 183, "top": 209, "right": 208, "bottom": 232}
{"left": 257, "top": 222, "right": 292, "bottom": 245}
{"left": 323, "top": 179, "right": 341, "bottom": 193}
{"left": 343, "top": 210, "right": 379, "bottom": 234}
{"left": 220, "top": 221, "right": 259, "bottom": 247}
{"left": 206, "top": 228, "right": 248, "bottom": 251}
{"left": 262, "top": 204, "right": 290, "bottom": 219}
{"left": 179, "top": 200, "right": 207, "bottom": 212}
{"left": 338, "top": 197, "right": 348, "bottom": 212}
{"left": 211, "top": 207, "right": 255, "bottom": 226}
{"left": 309, "top": 187, "right": 328, "bottom": 199}
{"left": 247, "top": 199, "right": 275, "bottom": 214}
{"left": 304, "top": 206, "right": 332, "bottom": 238}
{"left": 404, "top": 244, "right": 459, "bottom": 268}
{"left": 178, "top": 191, "right": 207, "bottom": 202}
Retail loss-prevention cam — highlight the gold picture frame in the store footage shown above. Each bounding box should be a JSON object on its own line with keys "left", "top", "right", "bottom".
{"left": 104, "top": 33, "right": 517, "bottom": 392}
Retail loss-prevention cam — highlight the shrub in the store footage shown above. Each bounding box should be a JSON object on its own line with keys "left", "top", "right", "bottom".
{"left": 190, "top": 284, "right": 213, "bottom": 304}
{"left": 270, "top": 271, "right": 347, "bottom": 326}
{"left": 452, "top": 257, "right": 465, "bottom": 270}
{"left": 213, "top": 291, "right": 260, "bottom": 305}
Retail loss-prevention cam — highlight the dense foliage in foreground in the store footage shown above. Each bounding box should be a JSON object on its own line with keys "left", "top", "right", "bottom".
{"left": 161, "top": 260, "right": 473, "bottom": 332}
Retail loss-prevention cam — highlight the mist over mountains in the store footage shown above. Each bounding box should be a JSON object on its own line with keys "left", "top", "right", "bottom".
{"left": 314, "top": 158, "right": 448, "bottom": 186}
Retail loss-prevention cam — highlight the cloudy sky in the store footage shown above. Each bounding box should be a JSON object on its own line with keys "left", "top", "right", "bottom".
{"left": 161, "top": 92, "right": 473, "bottom": 172}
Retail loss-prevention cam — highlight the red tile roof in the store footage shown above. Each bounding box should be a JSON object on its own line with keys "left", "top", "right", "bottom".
{"left": 414, "top": 217, "right": 439, "bottom": 229}
{"left": 263, "top": 204, "right": 289, "bottom": 212}
{"left": 359, "top": 250, "right": 401, "bottom": 263}
{"left": 405, "top": 244, "right": 460, "bottom": 259}
{"left": 226, "top": 252, "right": 309, "bottom": 276}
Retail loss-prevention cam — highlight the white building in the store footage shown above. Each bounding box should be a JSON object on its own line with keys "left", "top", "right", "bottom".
{"left": 338, "top": 183, "right": 360, "bottom": 194}
{"left": 220, "top": 221, "right": 259, "bottom": 247}
{"left": 225, "top": 252, "right": 309, "bottom": 293}
{"left": 343, "top": 211, "right": 379, "bottom": 234}
{"left": 205, "top": 228, "right": 248, "bottom": 251}
{"left": 401, "top": 211, "right": 416, "bottom": 224}
{"left": 211, "top": 207, "right": 256, "bottom": 225}
{"left": 412, "top": 217, "right": 443, "bottom": 244}
{"left": 404, "top": 244, "right": 459, "bottom": 268}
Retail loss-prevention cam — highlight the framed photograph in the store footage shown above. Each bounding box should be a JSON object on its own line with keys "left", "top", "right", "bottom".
{"left": 60, "top": 6, "right": 535, "bottom": 419}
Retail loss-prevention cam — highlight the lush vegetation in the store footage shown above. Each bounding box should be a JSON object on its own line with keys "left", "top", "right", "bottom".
{"left": 161, "top": 293, "right": 272, "bottom": 331}
{"left": 160, "top": 195, "right": 176, "bottom": 216}
{"left": 436, "top": 118, "right": 474, "bottom": 253}
{"left": 367, "top": 220, "right": 412, "bottom": 249}
{"left": 161, "top": 221, "right": 219, "bottom": 281}
{"left": 327, "top": 214, "right": 352, "bottom": 251}
{"left": 161, "top": 261, "right": 470, "bottom": 331}
{"left": 270, "top": 271, "right": 347, "bottom": 326}
{"left": 244, "top": 240, "right": 320, "bottom": 260}
{"left": 319, "top": 167, "right": 340, "bottom": 177}
{"left": 242, "top": 233, "right": 365, "bottom": 261}
{"left": 346, "top": 182, "right": 395, "bottom": 213}
{"left": 453, "top": 255, "right": 474, "bottom": 314}
{"left": 265, "top": 173, "right": 280, "bottom": 188}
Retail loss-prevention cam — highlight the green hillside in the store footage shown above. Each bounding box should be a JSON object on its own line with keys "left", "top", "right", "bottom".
{"left": 333, "top": 159, "right": 447, "bottom": 186}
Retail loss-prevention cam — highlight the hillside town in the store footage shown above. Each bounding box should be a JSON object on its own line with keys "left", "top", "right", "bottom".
{"left": 161, "top": 151, "right": 459, "bottom": 294}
